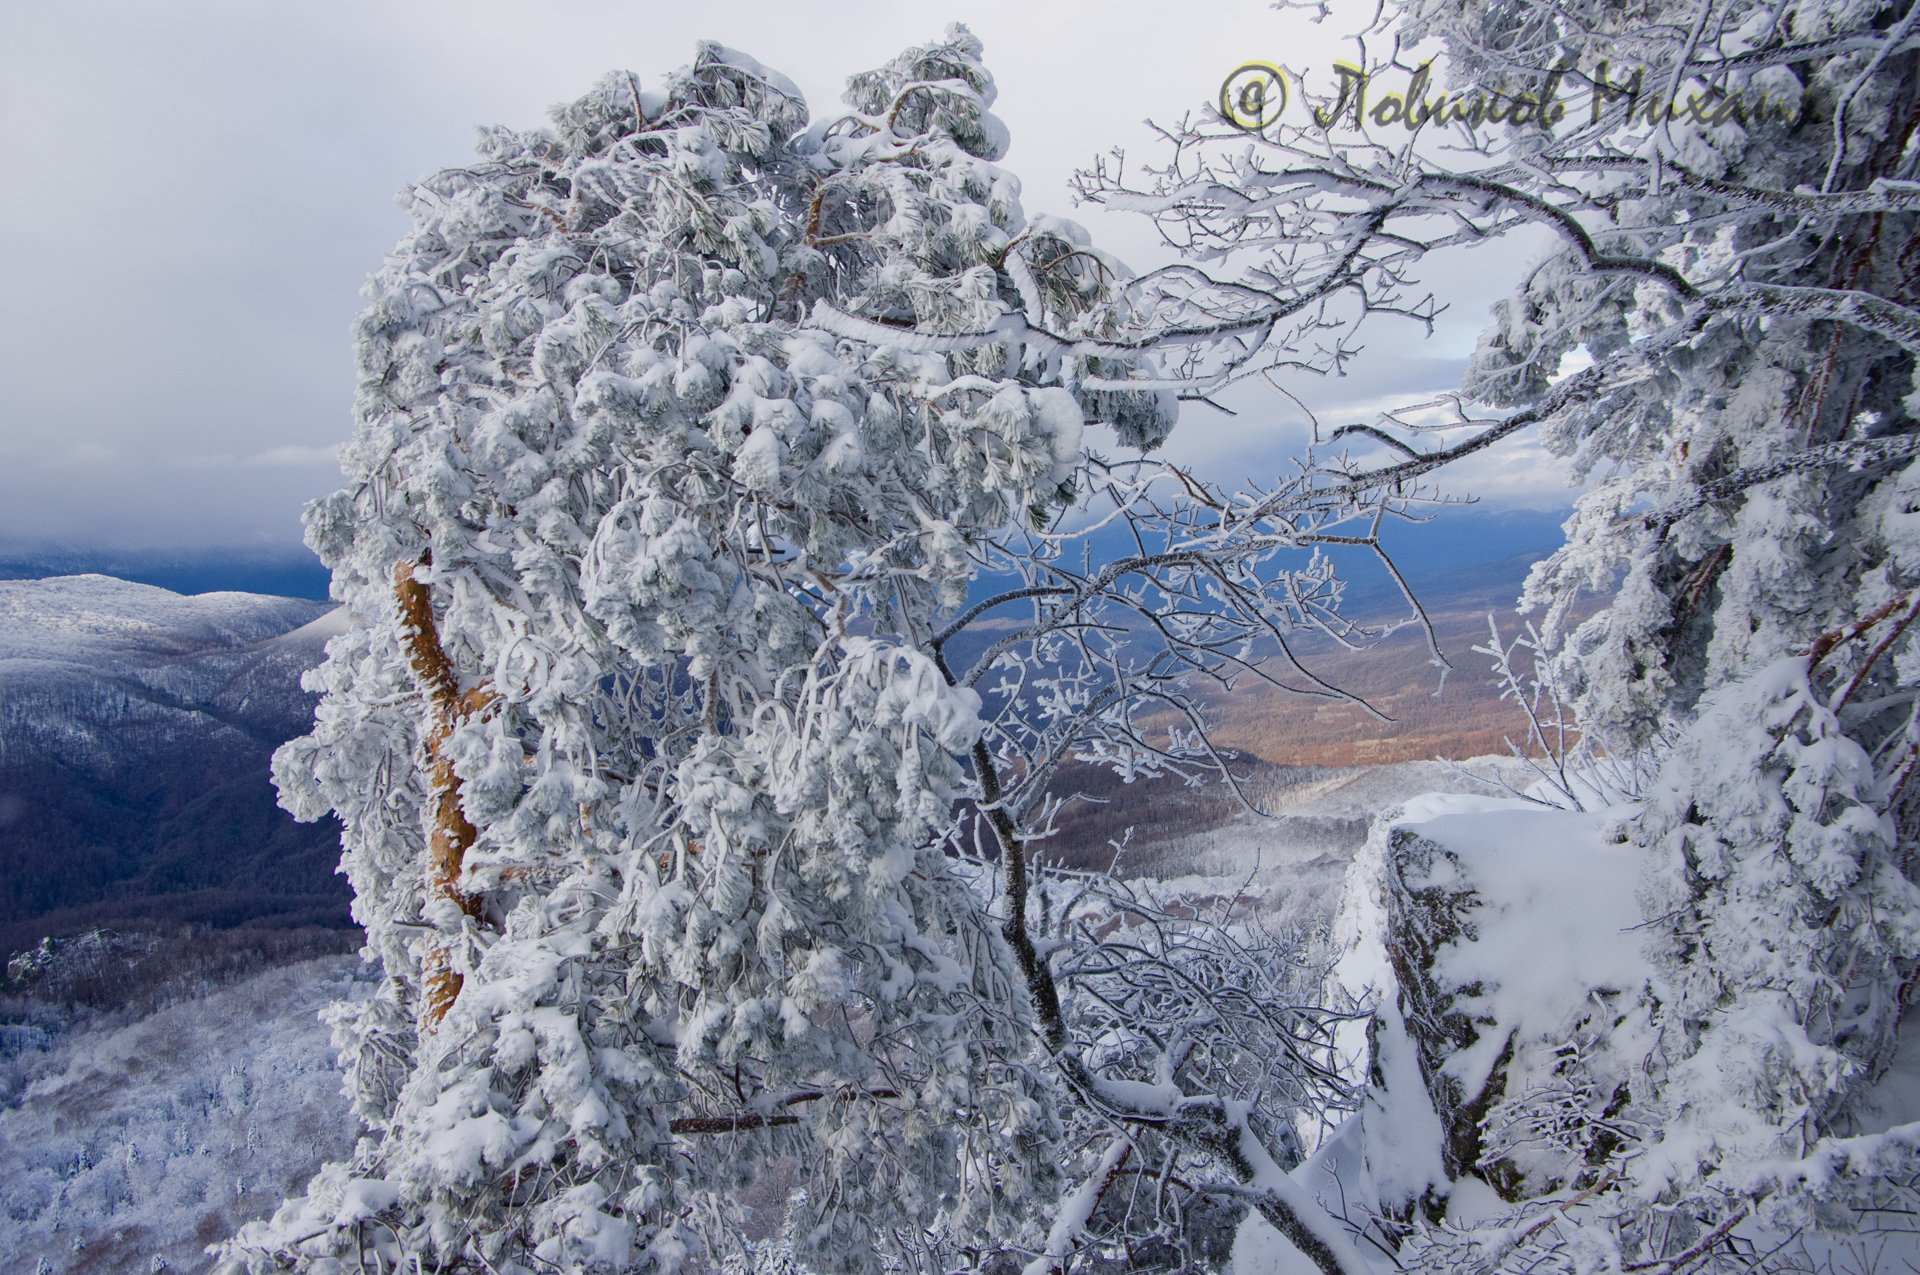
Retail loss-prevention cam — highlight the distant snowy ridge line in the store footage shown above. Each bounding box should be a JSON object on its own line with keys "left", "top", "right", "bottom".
{"left": 0, "top": 575, "right": 340, "bottom": 759}
{"left": 0, "top": 575, "right": 337, "bottom": 662}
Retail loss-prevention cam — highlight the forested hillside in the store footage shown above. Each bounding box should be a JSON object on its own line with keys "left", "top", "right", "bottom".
{"left": 0, "top": 577, "right": 350, "bottom": 956}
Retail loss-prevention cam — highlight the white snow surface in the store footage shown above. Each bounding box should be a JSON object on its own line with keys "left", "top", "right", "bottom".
{"left": 0, "top": 575, "right": 341, "bottom": 769}
{"left": 1399, "top": 796, "right": 1647, "bottom": 1094}
{"left": 1243, "top": 795, "right": 1657, "bottom": 1273}
{"left": 0, "top": 575, "right": 331, "bottom": 667}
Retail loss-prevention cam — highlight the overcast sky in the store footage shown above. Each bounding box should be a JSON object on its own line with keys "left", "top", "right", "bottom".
{"left": 0, "top": 0, "right": 1574, "bottom": 555}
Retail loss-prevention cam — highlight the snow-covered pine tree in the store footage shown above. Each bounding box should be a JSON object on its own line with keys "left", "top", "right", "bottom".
{"left": 222, "top": 28, "right": 1388, "bottom": 1275}
{"left": 1083, "top": 0, "right": 1920, "bottom": 1264}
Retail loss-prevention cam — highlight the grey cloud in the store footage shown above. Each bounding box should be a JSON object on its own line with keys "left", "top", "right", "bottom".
{"left": 0, "top": 0, "right": 1560, "bottom": 553}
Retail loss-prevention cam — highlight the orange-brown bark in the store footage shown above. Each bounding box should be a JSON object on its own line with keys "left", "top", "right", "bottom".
{"left": 394, "top": 556, "right": 491, "bottom": 1030}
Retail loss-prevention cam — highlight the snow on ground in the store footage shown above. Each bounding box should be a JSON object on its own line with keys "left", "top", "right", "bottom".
{"left": 1397, "top": 794, "right": 1644, "bottom": 1095}
{"left": 1242, "top": 792, "right": 1920, "bottom": 1275}
{"left": 0, "top": 956, "right": 370, "bottom": 1273}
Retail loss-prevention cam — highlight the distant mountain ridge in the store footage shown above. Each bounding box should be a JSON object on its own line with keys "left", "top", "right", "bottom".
{"left": 0, "top": 576, "right": 351, "bottom": 956}
{"left": 0, "top": 548, "right": 332, "bottom": 601}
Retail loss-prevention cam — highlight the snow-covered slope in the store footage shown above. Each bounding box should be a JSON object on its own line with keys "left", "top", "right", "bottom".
{"left": 0, "top": 574, "right": 331, "bottom": 663}
{"left": 0, "top": 575, "right": 337, "bottom": 764}
{"left": 0, "top": 576, "right": 350, "bottom": 950}
{"left": 0, "top": 956, "right": 369, "bottom": 1273}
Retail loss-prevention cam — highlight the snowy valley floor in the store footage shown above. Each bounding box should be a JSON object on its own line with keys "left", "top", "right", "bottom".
{"left": 0, "top": 957, "right": 370, "bottom": 1273}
